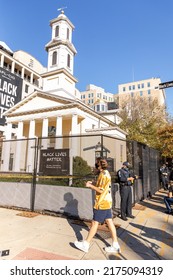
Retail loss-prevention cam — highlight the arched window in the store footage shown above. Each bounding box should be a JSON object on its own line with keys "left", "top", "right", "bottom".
{"left": 52, "top": 51, "right": 57, "bottom": 65}
{"left": 67, "top": 54, "right": 70, "bottom": 68}
{"left": 55, "top": 26, "right": 59, "bottom": 37}
{"left": 67, "top": 28, "right": 70, "bottom": 40}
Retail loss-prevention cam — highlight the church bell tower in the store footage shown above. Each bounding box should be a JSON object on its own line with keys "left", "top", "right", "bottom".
{"left": 42, "top": 9, "right": 78, "bottom": 99}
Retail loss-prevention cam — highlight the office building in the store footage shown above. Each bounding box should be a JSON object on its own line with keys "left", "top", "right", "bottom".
{"left": 117, "top": 78, "right": 166, "bottom": 108}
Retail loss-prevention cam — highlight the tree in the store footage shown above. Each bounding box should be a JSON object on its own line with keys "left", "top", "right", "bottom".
{"left": 158, "top": 124, "right": 173, "bottom": 158}
{"left": 72, "top": 156, "right": 92, "bottom": 188}
{"left": 118, "top": 96, "right": 167, "bottom": 149}
{"left": 73, "top": 156, "right": 92, "bottom": 176}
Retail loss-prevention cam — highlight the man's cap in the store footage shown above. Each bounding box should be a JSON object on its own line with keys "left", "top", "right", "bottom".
{"left": 123, "top": 161, "right": 129, "bottom": 167}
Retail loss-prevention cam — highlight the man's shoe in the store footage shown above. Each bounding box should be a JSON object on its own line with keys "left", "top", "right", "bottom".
{"left": 165, "top": 210, "right": 172, "bottom": 214}
{"left": 127, "top": 215, "right": 135, "bottom": 219}
{"left": 105, "top": 242, "right": 121, "bottom": 253}
{"left": 74, "top": 240, "right": 89, "bottom": 253}
{"left": 121, "top": 216, "right": 128, "bottom": 221}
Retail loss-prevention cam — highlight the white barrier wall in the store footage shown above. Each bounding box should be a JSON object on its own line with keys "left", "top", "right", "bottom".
{"left": 0, "top": 182, "right": 31, "bottom": 209}
{"left": 0, "top": 183, "right": 94, "bottom": 220}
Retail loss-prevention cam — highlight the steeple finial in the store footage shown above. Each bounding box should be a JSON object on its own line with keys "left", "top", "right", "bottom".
{"left": 57, "top": 6, "right": 67, "bottom": 14}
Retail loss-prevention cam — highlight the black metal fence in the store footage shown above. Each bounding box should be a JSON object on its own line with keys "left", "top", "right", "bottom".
{"left": 0, "top": 134, "right": 161, "bottom": 216}
{"left": 128, "top": 141, "right": 160, "bottom": 201}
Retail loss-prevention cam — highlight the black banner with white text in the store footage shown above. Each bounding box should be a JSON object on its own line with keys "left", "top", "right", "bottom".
{"left": 0, "top": 67, "right": 23, "bottom": 125}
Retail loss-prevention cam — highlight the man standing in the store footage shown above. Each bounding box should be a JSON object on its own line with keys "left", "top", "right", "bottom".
{"left": 117, "top": 162, "right": 135, "bottom": 221}
{"left": 160, "top": 163, "right": 169, "bottom": 190}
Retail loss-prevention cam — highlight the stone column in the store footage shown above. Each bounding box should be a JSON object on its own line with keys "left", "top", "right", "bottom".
{"left": 27, "top": 120, "right": 35, "bottom": 172}
{"left": 28, "top": 120, "right": 35, "bottom": 138}
{"left": 70, "top": 114, "right": 78, "bottom": 179}
{"left": 2, "top": 123, "right": 12, "bottom": 171}
{"left": 71, "top": 113, "right": 78, "bottom": 155}
{"left": 14, "top": 121, "right": 23, "bottom": 171}
{"left": 55, "top": 115, "right": 63, "bottom": 149}
{"left": 42, "top": 118, "right": 48, "bottom": 149}
{"left": 30, "top": 72, "right": 33, "bottom": 84}
{"left": 21, "top": 68, "right": 25, "bottom": 79}
{"left": 11, "top": 61, "right": 15, "bottom": 74}
{"left": 0, "top": 54, "right": 4, "bottom": 67}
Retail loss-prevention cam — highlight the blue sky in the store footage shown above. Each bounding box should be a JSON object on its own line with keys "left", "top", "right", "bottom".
{"left": 1, "top": 0, "right": 173, "bottom": 115}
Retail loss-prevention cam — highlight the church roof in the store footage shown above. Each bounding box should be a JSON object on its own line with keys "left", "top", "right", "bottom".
{"left": 50, "top": 12, "right": 75, "bottom": 30}
{"left": 3, "top": 90, "right": 116, "bottom": 127}
{"left": 45, "top": 39, "right": 77, "bottom": 54}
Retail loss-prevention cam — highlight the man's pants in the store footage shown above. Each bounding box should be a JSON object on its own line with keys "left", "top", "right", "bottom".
{"left": 161, "top": 176, "right": 168, "bottom": 190}
{"left": 119, "top": 184, "right": 132, "bottom": 218}
{"left": 164, "top": 196, "right": 173, "bottom": 213}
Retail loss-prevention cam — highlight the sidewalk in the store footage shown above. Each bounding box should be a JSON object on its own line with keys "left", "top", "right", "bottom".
{"left": 0, "top": 189, "right": 173, "bottom": 260}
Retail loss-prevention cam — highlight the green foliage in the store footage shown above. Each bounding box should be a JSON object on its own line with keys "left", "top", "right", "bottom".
{"left": 37, "top": 178, "right": 69, "bottom": 186}
{"left": 72, "top": 156, "right": 92, "bottom": 188}
{"left": 158, "top": 124, "right": 173, "bottom": 157}
{"left": 73, "top": 156, "right": 92, "bottom": 176}
{"left": 118, "top": 96, "right": 167, "bottom": 150}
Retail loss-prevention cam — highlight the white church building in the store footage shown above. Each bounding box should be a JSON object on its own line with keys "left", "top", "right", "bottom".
{"left": 1, "top": 10, "right": 127, "bottom": 174}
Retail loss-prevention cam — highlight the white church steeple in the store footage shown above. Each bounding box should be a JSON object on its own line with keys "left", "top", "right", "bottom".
{"left": 42, "top": 9, "right": 78, "bottom": 99}
{"left": 45, "top": 9, "right": 77, "bottom": 74}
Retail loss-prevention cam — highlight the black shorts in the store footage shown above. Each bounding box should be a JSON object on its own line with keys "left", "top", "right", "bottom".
{"left": 93, "top": 208, "right": 112, "bottom": 223}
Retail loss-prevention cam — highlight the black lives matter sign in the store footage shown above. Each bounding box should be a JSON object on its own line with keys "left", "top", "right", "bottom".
{"left": 0, "top": 67, "right": 23, "bottom": 125}
{"left": 39, "top": 149, "right": 70, "bottom": 176}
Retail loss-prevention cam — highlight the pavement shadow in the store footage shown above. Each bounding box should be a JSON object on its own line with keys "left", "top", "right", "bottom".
{"left": 117, "top": 227, "right": 163, "bottom": 260}
{"left": 61, "top": 192, "right": 110, "bottom": 246}
{"left": 140, "top": 201, "right": 165, "bottom": 213}
{"left": 151, "top": 192, "right": 167, "bottom": 201}
{"left": 139, "top": 192, "right": 166, "bottom": 213}
{"left": 107, "top": 253, "right": 123, "bottom": 260}
{"left": 130, "top": 222, "right": 173, "bottom": 248}
{"left": 60, "top": 192, "right": 84, "bottom": 241}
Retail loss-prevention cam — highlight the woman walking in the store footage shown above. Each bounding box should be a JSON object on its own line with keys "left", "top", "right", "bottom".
{"left": 74, "top": 158, "right": 121, "bottom": 253}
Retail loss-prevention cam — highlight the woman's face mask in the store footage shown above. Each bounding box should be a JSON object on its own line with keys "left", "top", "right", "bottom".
{"left": 95, "top": 163, "right": 100, "bottom": 169}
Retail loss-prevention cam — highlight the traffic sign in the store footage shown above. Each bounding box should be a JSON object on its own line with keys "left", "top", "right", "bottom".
{"left": 159, "top": 80, "right": 173, "bottom": 89}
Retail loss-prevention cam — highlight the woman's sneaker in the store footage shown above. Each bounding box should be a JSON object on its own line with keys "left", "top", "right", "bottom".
{"left": 105, "top": 242, "right": 121, "bottom": 253}
{"left": 74, "top": 240, "right": 89, "bottom": 253}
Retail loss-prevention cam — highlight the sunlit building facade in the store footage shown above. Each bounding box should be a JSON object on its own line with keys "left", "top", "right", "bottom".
{"left": 117, "top": 77, "right": 166, "bottom": 108}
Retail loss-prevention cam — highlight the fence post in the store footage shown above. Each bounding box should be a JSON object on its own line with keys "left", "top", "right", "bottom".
{"left": 30, "top": 138, "right": 39, "bottom": 211}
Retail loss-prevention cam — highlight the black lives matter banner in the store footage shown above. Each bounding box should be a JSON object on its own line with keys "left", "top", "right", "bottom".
{"left": 39, "top": 149, "right": 70, "bottom": 176}
{"left": 0, "top": 67, "right": 23, "bottom": 125}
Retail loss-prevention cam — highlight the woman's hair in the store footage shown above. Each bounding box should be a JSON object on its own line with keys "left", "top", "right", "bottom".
{"left": 95, "top": 157, "right": 103, "bottom": 169}
{"left": 99, "top": 159, "right": 108, "bottom": 170}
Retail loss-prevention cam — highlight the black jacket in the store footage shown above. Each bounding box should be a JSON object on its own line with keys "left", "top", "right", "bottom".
{"left": 169, "top": 170, "right": 173, "bottom": 181}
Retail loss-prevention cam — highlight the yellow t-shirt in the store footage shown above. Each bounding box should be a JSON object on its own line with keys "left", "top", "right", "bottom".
{"left": 94, "top": 169, "right": 112, "bottom": 210}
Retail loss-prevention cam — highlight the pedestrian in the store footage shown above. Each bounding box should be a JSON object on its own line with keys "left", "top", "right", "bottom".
{"left": 117, "top": 161, "right": 135, "bottom": 221}
{"left": 160, "top": 163, "right": 169, "bottom": 190}
{"left": 164, "top": 181, "right": 173, "bottom": 214}
{"left": 169, "top": 167, "right": 173, "bottom": 181}
{"left": 94, "top": 156, "right": 103, "bottom": 176}
{"left": 74, "top": 158, "right": 121, "bottom": 253}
